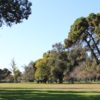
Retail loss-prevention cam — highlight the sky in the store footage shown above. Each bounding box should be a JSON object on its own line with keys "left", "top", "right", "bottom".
{"left": 0, "top": 0, "right": 100, "bottom": 72}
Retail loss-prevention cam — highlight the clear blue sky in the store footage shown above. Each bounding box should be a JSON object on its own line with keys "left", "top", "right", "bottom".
{"left": 0, "top": 0, "right": 100, "bottom": 72}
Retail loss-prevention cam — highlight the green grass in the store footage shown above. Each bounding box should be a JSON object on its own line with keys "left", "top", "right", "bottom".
{"left": 0, "top": 83, "right": 100, "bottom": 100}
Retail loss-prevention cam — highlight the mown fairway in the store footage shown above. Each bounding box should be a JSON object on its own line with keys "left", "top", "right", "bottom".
{"left": 0, "top": 83, "right": 100, "bottom": 100}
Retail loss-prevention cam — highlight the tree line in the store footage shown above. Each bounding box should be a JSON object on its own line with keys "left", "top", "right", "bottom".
{"left": 21, "top": 13, "right": 100, "bottom": 84}
{"left": 19, "top": 42, "right": 100, "bottom": 84}
{"left": 15, "top": 43, "right": 87, "bottom": 84}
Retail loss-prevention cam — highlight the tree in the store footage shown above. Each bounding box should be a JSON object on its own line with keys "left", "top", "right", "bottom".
{"left": 87, "top": 59, "right": 100, "bottom": 84}
{"left": 52, "top": 42, "right": 65, "bottom": 52}
{"left": 66, "top": 45, "right": 87, "bottom": 83}
{"left": 70, "top": 57, "right": 100, "bottom": 84}
{"left": 46, "top": 43, "right": 87, "bottom": 84}
{"left": 22, "top": 61, "right": 36, "bottom": 82}
{"left": 94, "top": 64, "right": 100, "bottom": 83}
{"left": 64, "top": 13, "right": 100, "bottom": 64}
{"left": 0, "top": 68, "right": 11, "bottom": 82}
{"left": 69, "top": 62, "right": 95, "bottom": 83}
{"left": 5, "top": 74, "right": 14, "bottom": 82}
{"left": 3, "top": 68, "right": 11, "bottom": 79}
{"left": 0, "top": 0, "right": 32, "bottom": 27}
{"left": 69, "top": 62, "right": 86, "bottom": 80}
{"left": 10, "top": 58, "right": 21, "bottom": 82}
{"left": 49, "top": 57, "right": 68, "bottom": 83}
{"left": 14, "top": 69, "right": 22, "bottom": 82}
{"left": 35, "top": 54, "right": 51, "bottom": 83}
{"left": 67, "top": 45, "right": 87, "bottom": 71}
{"left": 47, "top": 43, "right": 69, "bottom": 83}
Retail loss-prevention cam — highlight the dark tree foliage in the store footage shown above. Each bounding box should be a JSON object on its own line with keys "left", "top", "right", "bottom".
{"left": 68, "top": 45, "right": 87, "bottom": 72}
{"left": 0, "top": 0, "right": 32, "bottom": 27}
{"left": 0, "top": 68, "right": 11, "bottom": 81}
{"left": 48, "top": 43, "right": 69, "bottom": 83}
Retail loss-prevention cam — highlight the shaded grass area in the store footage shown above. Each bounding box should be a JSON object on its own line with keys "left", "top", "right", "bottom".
{"left": 0, "top": 83, "right": 100, "bottom": 100}
{"left": 0, "top": 89, "right": 100, "bottom": 100}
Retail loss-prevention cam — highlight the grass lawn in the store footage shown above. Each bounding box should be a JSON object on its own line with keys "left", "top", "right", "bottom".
{"left": 0, "top": 83, "right": 100, "bottom": 100}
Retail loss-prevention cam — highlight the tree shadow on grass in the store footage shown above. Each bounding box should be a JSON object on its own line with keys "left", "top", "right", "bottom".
{"left": 0, "top": 89, "right": 100, "bottom": 100}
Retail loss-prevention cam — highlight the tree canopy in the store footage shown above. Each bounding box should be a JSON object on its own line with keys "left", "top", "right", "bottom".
{"left": 64, "top": 13, "right": 100, "bottom": 64}
{"left": 35, "top": 54, "right": 51, "bottom": 83}
{"left": 0, "top": 0, "right": 32, "bottom": 27}
{"left": 0, "top": 68, "right": 11, "bottom": 81}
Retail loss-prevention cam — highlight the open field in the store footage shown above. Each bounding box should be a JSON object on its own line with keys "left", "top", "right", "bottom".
{"left": 0, "top": 83, "right": 100, "bottom": 100}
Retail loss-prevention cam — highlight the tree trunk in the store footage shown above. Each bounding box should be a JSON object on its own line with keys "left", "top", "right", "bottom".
{"left": 68, "top": 80, "right": 70, "bottom": 84}
{"left": 87, "top": 32, "right": 100, "bottom": 57}
{"left": 59, "top": 78, "right": 63, "bottom": 84}
{"left": 70, "top": 78, "right": 74, "bottom": 84}
{"left": 85, "top": 40, "right": 99, "bottom": 64}
{"left": 88, "top": 79, "right": 89, "bottom": 84}
{"left": 96, "top": 76, "right": 98, "bottom": 84}
{"left": 37, "top": 80, "right": 39, "bottom": 84}
{"left": 85, "top": 78, "right": 87, "bottom": 83}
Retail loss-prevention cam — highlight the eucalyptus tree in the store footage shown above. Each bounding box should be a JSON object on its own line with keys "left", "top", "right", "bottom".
{"left": 64, "top": 13, "right": 100, "bottom": 64}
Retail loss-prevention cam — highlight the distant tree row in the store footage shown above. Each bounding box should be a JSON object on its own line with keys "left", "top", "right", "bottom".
{"left": 18, "top": 43, "right": 87, "bottom": 84}
{"left": 1, "top": 44, "right": 99, "bottom": 84}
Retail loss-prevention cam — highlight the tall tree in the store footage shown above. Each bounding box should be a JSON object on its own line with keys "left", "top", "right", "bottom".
{"left": 64, "top": 13, "right": 100, "bottom": 64}
{"left": 14, "top": 69, "right": 22, "bottom": 82}
{"left": 35, "top": 54, "right": 51, "bottom": 83}
{"left": 22, "top": 61, "right": 36, "bottom": 82}
{"left": 0, "top": 0, "right": 32, "bottom": 27}
{"left": 48, "top": 43, "right": 69, "bottom": 83}
{"left": 10, "top": 58, "right": 19, "bottom": 82}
